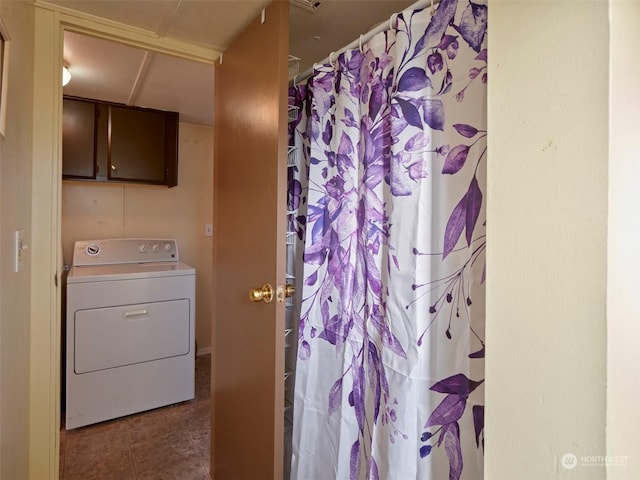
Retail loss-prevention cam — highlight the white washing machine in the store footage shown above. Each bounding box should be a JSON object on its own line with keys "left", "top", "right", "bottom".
{"left": 65, "top": 238, "right": 195, "bottom": 429}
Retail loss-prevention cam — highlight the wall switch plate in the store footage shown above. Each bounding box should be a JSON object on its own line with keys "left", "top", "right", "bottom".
{"left": 204, "top": 224, "right": 214, "bottom": 237}
{"left": 14, "top": 230, "right": 25, "bottom": 273}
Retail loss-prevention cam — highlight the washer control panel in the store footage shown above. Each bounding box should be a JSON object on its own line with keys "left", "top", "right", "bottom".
{"left": 72, "top": 238, "right": 179, "bottom": 266}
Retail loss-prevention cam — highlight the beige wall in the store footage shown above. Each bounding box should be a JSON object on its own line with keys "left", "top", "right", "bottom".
{"left": 486, "top": 1, "right": 608, "bottom": 479}
{"left": 62, "top": 123, "right": 214, "bottom": 354}
{"left": 0, "top": 1, "right": 34, "bottom": 478}
{"left": 608, "top": 0, "right": 640, "bottom": 477}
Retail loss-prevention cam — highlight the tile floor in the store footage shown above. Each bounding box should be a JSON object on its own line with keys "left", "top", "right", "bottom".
{"left": 60, "top": 354, "right": 211, "bottom": 480}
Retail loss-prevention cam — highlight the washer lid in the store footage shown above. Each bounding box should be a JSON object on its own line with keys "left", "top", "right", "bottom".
{"left": 67, "top": 261, "right": 195, "bottom": 283}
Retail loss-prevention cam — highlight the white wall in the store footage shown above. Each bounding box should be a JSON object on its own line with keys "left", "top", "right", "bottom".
{"left": 0, "top": 1, "right": 34, "bottom": 478}
{"left": 62, "top": 123, "right": 214, "bottom": 353}
{"left": 486, "top": 1, "right": 608, "bottom": 478}
{"left": 607, "top": 1, "right": 640, "bottom": 477}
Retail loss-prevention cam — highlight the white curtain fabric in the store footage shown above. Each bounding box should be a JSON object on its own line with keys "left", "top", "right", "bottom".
{"left": 289, "top": 1, "right": 487, "bottom": 478}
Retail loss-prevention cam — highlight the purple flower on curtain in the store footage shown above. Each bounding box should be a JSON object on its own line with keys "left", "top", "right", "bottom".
{"left": 419, "top": 375, "right": 484, "bottom": 480}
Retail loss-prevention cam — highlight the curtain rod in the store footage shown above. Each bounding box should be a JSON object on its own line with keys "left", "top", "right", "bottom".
{"left": 293, "top": 0, "right": 440, "bottom": 84}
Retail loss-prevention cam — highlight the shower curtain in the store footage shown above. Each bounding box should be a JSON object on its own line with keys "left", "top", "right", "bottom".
{"left": 289, "top": 0, "right": 487, "bottom": 478}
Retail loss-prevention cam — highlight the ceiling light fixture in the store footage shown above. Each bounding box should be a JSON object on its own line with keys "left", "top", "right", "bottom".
{"left": 62, "top": 61, "right": 71, "bottom": 87}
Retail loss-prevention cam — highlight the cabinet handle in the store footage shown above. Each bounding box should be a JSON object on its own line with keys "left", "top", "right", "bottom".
{"left": 111, "top": 164, "right": 117, "bottom": 171}
{"left": 124, "top": 309, "right": 148, "bottom": 318}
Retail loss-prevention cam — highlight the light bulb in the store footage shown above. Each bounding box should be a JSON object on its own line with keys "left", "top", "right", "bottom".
{"left": 62, "top": 65, "right": 71, "bottom": 87}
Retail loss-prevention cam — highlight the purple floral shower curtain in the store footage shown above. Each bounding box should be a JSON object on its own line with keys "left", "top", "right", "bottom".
{"left": 289, "top": 1, "right": 487, "bottom": 478}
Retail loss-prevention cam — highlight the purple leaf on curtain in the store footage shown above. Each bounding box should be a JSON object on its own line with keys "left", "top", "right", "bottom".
{"left": 318, "top": 313, "right": 340, "bottom": 346}
{"left": 469, "top": 346, "right": 485, "bottom": 358}
{"left": 367, "top": 341, "right": 383, "bottom": 422}
{"left": 339, "top": 49, "right": 364, "bottom": 76}
{"left": 343, "top": 108, "right": 359, "bottom": 129}
{"left": 369, "top": 83, "right": 385, "bottom": 120}
{"left": 303, "top": 244, "right": 328, "bottom": 265}
{"left": 472, "top": 405, "right": 484, "bottom": 448}
{"left": 422, "top": 99, "right": 445, "bottom": 131}
{"left": 443, "top": 194, "right": 466, "bottom": 258}
{"left": 475, "top": 48, "right": 488, "bottom": 62}
{"left": 322, "top": 120, "right": 333, "bottom": 145}
{"left": 398, "top": 67, "right": 432, "bottom": 92}
{"left": 427, "top": 52, "right": 444, "bottom": 74}
{"left": 382, "top": 329, "right": 407, "bottom": 359}
{"left": 365, "top": 164, "right": 385, "bottom": 189}
{"left": 429, "top": 373, "right": 484, "bottom": 396}
{"left": 442, "top": 145, "right": 470, "bottom": 174}
{"left": 424, "top": 394, "right": 467, "bottom": 427}
{"left": 395, "top": 98, "right": 423, "bottom": 128}
{"left": 465, "top": 176, "right": 482, "bottom": 246}
{"left": 453, "top": 123, "right": 479, "bottom": 138}
{"left": 353, "top": 365, "right": 366, "bottom": 430}
{"left": 409, "top": 160, "right": 429, "bottom": 181}
{"left": 412, "top": 0, "right": 459, "bottom": 58}
{"left": 328, "top": 377, "right": 343, "bottom": 415}
{"left": 443, "top": 422, "right": 464, "bottom": 480}
{"left": 457, "top": 2, "right": 488, "bottom": 53}
{"left": 338, "top": 131, "right": 355, "bottom": 156}
{"left": 350, "top": 440, "right": 361, "bottom": 480}
{"left": 369, "top": 457, "right": 380, "bottom": 480}
{"left": 306, "top": 206, "right": 327, "bottom": 243}
{"left": 405, "top": 131, "right": 429, "bottom": 151}
{"left": 304, "top": 270, "right": 318, "bottom": 286}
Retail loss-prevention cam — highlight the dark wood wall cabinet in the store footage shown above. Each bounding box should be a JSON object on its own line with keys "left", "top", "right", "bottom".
{"left": 62, "top": 96, "right": 179, "bottom": 187}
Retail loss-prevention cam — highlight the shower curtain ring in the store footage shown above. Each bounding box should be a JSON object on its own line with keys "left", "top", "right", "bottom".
{"left": 389, "top": 13, "right": 397, "bottom": 30}
{"left": 329, "top": 51, "right": 336, "bottom": 66}
{"left": 359, "top": 35, "right": 364, "bottom": 53}
{"left": 430, "top": 0, "right": 436, "bottom": 15}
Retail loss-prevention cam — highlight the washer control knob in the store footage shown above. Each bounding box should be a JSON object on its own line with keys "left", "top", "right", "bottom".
{"left": 138, "top": 244, "right": 147, "bottom": 253}
{"left": 152, "top": 243, "right": 160, "bottom": 252}
{"left": 86, "top": 244, "right": 100, "bottom": 256}
{"left": 164, "top": 242, "right": 172, "bottom": 252}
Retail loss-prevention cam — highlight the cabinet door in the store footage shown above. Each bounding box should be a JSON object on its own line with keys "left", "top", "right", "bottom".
{"left": 109, "top": 106, "right": 167, "bottom": 184}
{"left": 62, "top": 98, "right": 97, "bottom": 179}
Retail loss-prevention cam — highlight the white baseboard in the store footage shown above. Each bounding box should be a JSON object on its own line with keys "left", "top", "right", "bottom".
{"left": 196, "top": 346, "right": 212, "bottom": 357}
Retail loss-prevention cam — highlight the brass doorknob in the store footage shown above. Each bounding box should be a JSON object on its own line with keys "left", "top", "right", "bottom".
{"left": 249, "top": 283, "right": 273, "bottom": 303}
{"left": 276, "top": 284, "right": 295, "bottom": 303}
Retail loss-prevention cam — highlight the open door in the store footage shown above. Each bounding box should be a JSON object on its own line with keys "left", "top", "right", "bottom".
{"left": 211, "top": 1, "right": 288, "bottom": 478}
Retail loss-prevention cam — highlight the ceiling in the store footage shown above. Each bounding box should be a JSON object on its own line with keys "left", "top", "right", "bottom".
{"left": 51, "top": 0, "right": 415, "bottom": 126}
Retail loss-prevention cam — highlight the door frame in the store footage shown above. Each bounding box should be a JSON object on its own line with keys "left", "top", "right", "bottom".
{"left": 30, "top": 2, "right": 219, "bottom": 476}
